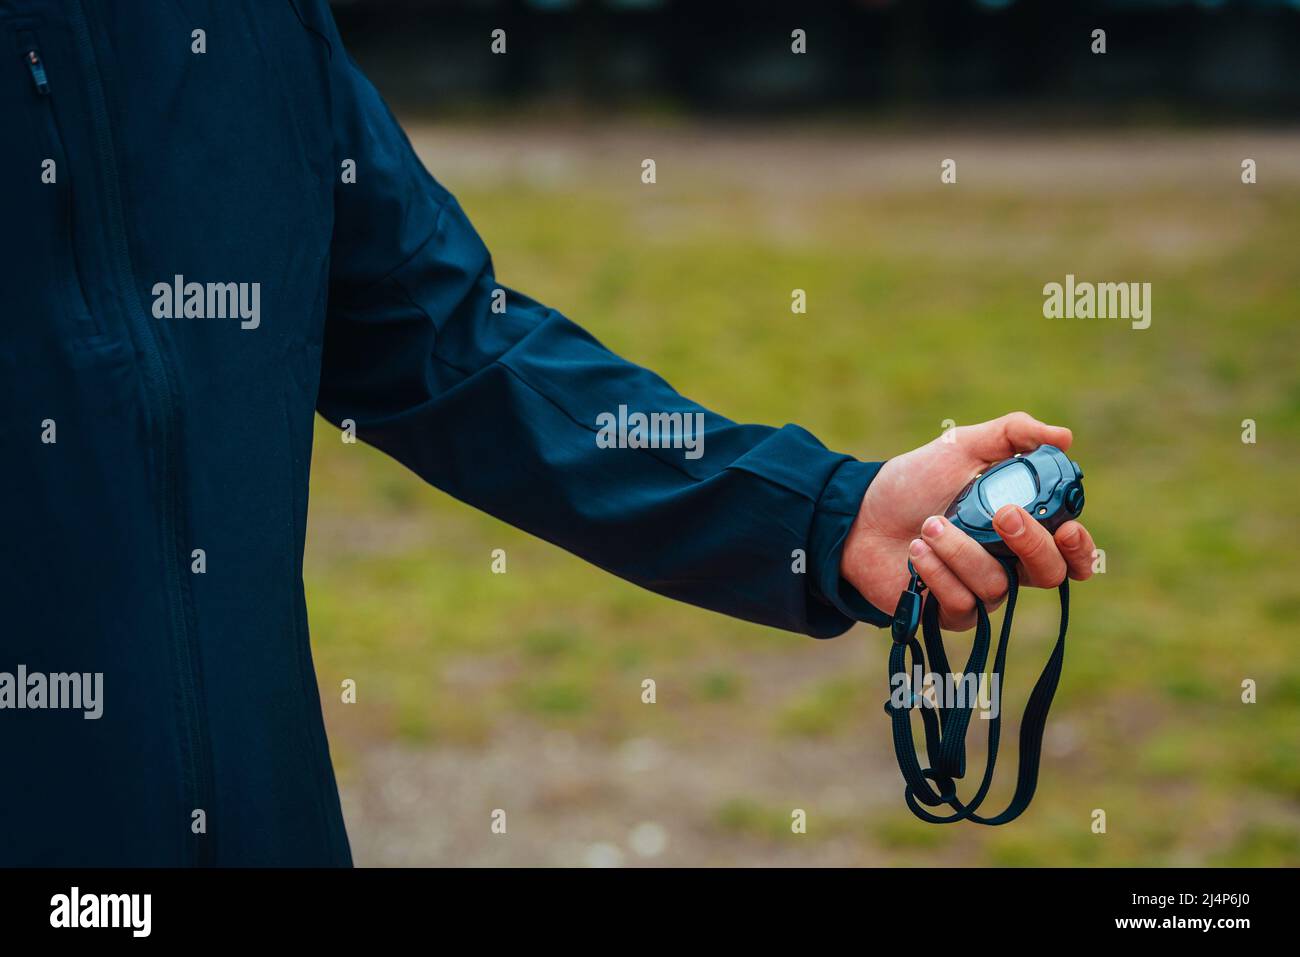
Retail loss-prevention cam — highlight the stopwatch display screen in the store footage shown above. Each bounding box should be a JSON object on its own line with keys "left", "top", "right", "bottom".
{"left": 982, "top": 461, "right": 1037, "bottom": 512}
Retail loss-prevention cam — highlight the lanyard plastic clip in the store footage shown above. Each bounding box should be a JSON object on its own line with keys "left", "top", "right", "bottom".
{"left": 890, "top": 560, "right": 926, "bottom": 644}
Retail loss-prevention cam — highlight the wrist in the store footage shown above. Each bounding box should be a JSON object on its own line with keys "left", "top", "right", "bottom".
{"left": 808, "top": 458, "right": 892, "bottom": 630}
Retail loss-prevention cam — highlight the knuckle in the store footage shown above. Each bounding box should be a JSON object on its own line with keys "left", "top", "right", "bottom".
{"left": 1043, "top": 561, "right": 1068, "bottom": 587}
{"left": 941, "top": 535, "right": 968, "bottom": 563}
{"left": 952, "top": 533, "right": 984, "bottom": 565}
{"left": 1015, "top": 529, "right": 1049, "bottom": 561}
{"left": 977, "top": 575, "right": 1008, "bottom": 603}
{"left": 1004, "top": 410, "right": 1032, "bottom": 430}
{"left": 946, "top": 591, "right": 975, "bottom": 615}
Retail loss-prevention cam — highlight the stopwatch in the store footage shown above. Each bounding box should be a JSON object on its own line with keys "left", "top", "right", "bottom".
{"left": 945, "top": 444, "right": 1084, "bottom": 557}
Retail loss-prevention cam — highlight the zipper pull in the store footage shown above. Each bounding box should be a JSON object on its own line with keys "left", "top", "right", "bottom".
{"left": 25, "top": 48, "right": 50, "bottom": 95}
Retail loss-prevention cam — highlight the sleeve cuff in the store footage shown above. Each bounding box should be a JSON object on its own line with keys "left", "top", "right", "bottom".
{"left": 806, "top": 458, "right": 893, "bottom": 634}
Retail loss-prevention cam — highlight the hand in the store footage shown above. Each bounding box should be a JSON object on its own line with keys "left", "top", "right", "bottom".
{"left": 840, "top": 412, "right": 1096, "bottom": 631}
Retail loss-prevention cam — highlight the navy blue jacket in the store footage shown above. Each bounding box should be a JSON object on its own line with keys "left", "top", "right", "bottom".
{"left": 0, "top": 0, "right": 887, "bottom": 865}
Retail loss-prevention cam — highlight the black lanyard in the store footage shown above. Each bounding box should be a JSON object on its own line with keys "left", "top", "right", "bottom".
{"left": 885, "top": 559, "right": 1069, "bottom": 824}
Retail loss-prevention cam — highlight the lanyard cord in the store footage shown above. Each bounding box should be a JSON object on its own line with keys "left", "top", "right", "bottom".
{"left": 886, "top": 559, "right": 1069, "bottom": 825}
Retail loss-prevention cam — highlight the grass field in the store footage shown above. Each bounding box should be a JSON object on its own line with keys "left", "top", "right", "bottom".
{"left": 303, "top": 122, "right": 1300, "bottom": 866}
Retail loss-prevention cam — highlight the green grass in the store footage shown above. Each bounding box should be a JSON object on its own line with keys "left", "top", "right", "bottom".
{"left": 776, "top": 678, "right": 860, "bottom": 737}
{"left": 304, "top": 126, "right": 1300, "bottom": 865}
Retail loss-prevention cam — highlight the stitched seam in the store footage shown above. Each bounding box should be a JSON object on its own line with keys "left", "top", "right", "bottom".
{"left": 287, "top": 0, "right": 335, "bottom": 59}
{"left": 352, "top": 286, "right": 826, "bottom": 504}
{"left": 336, "top": 203, "right": 450, "bottom": 307}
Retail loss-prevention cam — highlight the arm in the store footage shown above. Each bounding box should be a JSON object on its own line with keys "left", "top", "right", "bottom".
{"left": 305, "top": 5, "right": 887, "bottom": 638}
{"left": 303, "top": 5, "right": 1096, "bottom": 638}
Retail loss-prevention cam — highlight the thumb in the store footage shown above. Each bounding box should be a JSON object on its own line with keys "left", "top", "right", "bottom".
{"left": 961, "top": 411, "right": 1072, "bottom": 464}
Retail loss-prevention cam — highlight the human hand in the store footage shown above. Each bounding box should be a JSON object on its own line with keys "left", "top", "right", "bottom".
{"left": 840, "top": 412, "right": 1096, "bottom": 631}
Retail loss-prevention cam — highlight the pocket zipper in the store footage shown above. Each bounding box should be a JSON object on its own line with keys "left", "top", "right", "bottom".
{"left": 24, "top": 43, "right": 50, "bottom": 95}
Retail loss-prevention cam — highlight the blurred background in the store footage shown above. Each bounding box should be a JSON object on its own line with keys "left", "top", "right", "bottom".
{"left": 304, "top": 0, "right": 1300, "bottom": 866}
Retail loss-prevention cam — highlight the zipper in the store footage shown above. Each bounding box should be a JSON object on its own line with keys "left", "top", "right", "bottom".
{"left": 66, "top": 0, "right": 216, "bottom": 866}
{"left": 20, "top": 29, "right": 101, "bottom": 339}
{"left": 24, "top": 46, "right": 50, "bottom": 94}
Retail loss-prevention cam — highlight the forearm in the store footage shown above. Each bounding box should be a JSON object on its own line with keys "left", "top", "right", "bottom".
{"left": 320, "top": 276, "right": 888, "bottom": 636}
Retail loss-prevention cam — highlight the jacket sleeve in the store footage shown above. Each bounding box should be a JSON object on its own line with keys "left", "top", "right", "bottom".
{"left": 304, "top": 4, "right": 891, "bottom": 637}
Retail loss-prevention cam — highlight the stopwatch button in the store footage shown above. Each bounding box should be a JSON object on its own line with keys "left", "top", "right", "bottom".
{"left": 1066, "top": 485, "right": 1085, "bottom": 514}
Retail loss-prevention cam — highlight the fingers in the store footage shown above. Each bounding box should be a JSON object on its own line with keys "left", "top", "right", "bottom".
{"left": 919, "top": 515, "right": 1009, "bottom": 607}
{"left": 993, "top": 505, "right": 1067, "bottom": 588}
{"left": 961, "top": 411, "right": 1073, "bottom": 464}
{"left": 908, "top": 538, "right": 978, "bottom": 631}
{"left": 1053, "top": 520, "right": 1096, "bottom": 581}
{"left": 908, "top": 515, "right": 1011, "bottom": 631}
{"left": 907, "top": 509, "right": 1095, "bottom": 634}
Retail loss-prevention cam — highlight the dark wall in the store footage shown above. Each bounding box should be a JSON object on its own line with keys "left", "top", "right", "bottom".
{"left": 330, "top": 0, "right": 1300, "bottom": 119}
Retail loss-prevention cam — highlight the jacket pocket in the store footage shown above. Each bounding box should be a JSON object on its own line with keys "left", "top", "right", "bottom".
{"left": 11, "top": 25, "right": 101, "bottom": 339}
